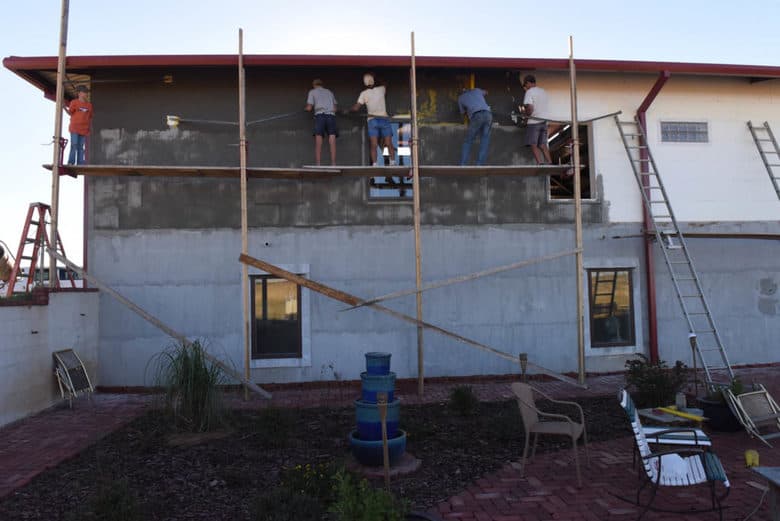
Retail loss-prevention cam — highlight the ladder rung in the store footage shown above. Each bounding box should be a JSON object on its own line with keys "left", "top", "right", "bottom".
{"left": 22, "top": 256, "right": 34, "bottom": 260}
{"left": 30, "top": 220, "right": 40, "bottom": 226}
{"left": 688, "top": 312, "right": 709, "bottom": 316}
{"left": 681, "top": 295, "right": 703, "bottom": 298}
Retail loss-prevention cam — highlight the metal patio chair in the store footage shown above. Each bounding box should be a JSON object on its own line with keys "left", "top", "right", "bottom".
{"left": 724, "top": 383, "right": 780, "bottom": 447}
{"left": 511, "top": 382, "right": 588, "bottom": 487}
{"left": 53, "top": 349, "right": 94, "bottom": 408}
{"left": 618, "top": 389, "right": 730, "bottom": 521}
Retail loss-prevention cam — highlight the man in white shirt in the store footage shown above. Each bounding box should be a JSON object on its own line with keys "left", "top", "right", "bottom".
{"left": 350, "top": 73, "right": 396, "bottom": 166}
{"left": 521, "top": 75, "right": 552, "bottom": 165}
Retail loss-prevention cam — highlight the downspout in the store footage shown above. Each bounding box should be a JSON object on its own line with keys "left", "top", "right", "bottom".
{"left": 636, "top": 70, "right": 670, "bottom": 363}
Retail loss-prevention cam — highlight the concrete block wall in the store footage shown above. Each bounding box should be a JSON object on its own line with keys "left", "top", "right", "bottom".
{"left": 0, "top": 292, "right": 100, "bottom": 427}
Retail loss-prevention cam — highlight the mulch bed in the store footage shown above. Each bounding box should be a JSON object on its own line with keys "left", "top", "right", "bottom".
{"left": 0, "top": 394, "right": 630, "bottom": 520}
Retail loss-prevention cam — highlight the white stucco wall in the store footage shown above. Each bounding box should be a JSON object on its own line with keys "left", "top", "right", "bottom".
{"left": 0, "top": 292, "right": 100, "bottom": 427}
{"left": 533, "top": 72, "right": 780, "bottom": 223}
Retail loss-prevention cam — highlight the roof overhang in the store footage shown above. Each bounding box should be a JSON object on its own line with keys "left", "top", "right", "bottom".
{"left": 6, "top": 54, "right": 780, "bottom": 99}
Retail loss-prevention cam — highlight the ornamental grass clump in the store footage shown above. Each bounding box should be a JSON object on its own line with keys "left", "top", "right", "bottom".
{"left": 155, "top": 340, "right": 225, "bottom": 432}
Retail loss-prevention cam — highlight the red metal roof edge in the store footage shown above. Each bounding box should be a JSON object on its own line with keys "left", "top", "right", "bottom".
{"left": 5, "top": 54, "right": 780, "bottom": 77}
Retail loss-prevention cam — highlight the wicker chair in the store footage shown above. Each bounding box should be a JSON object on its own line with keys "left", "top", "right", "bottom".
{"left": 511, "top": 382, "right": 588, "bottom": 487}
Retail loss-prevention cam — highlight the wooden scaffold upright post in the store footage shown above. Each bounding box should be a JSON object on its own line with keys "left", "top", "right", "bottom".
{"left": 410, "top": 31, "right": 425, "bottom": 397}
{"left": 49, "top": 0, "right": 70, "bottom": 289}
{"left": 238, "top": 29, "right": 251, "bottom": 400}
{"left": 569, "top": 36, "right": 586, "bottom": 385}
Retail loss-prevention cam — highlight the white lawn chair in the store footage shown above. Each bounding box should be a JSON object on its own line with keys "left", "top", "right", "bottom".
{"left": 618, "top": 389, "right": 730, "bottom": 521}
{"left": 724, "top": 383, "right": 780, "bottom": 447}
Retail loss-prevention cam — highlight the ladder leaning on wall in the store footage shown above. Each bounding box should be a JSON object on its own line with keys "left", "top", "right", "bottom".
{"left": 614, "top": 115, "right": 735, "bottom": 388}
{"left": 746, "top": 121, "right": 780, "bottom": 201}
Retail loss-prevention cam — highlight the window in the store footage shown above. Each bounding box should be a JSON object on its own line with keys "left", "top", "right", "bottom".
{"left": 368, "top": 120, "right": 414, "bottom": 200}
{"left": 548, "top": 124, "right": 591, "bottom": 200}
{"left": 587, "top": 269, "right": 636, "bottom": 347}
{"left": 660, "top": 121, "right": 708, "bottom": 143}
{"left": 251, "top": 275, "right": 301, "bottom": 359}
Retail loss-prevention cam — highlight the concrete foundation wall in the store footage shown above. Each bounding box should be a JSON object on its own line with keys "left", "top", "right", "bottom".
{"left": 88, "top": 222, "right": 779, "bottom": 386}
{"left": 0, "top": 292, "right": 100, "bottom": 427}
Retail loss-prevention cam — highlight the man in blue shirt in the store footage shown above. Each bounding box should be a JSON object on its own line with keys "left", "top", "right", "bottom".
{"left": 458, "top": 88, "right": 492, "bottom": 166}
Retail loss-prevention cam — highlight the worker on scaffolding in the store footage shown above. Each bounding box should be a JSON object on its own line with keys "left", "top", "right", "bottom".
{"left": 349, "top": 73, "right": 396, "bottom": 167}
{"left": 65, "top": 85, "right": 93, "bottom": 165}
{"left": 305, "top": 79, "right": 339, "bottom": 166}
{"left": 520, "top": 75, "right": 552, "bottom": 165}
{"left": 458, "top": 87, "right": 492, "bottom": 166}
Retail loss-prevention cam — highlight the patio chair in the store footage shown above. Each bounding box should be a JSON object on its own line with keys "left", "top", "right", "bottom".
{"left": 510, "top": 382, "right": 588, "bottom": 487}
{"left": 724, "top": 383, "right": 780, "bottom": 447}
{"left": 622, "top": 391, "right": 711, "bottom": 455}
{"left": 618, "top": 389, "right": 730, "bottom": 521}
{"left": 53, "top": 349, "right": 94, "bottom": 408}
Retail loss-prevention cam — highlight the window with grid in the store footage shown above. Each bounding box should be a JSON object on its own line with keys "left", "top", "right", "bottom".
{"left": 587, "top": 269, "right": 636, "bottom": 347}
{"left": 660, "top": 121, "right": 708, "bottom": 143}
{"left": 251, "top": 275, "right": 302, "bottom": 359}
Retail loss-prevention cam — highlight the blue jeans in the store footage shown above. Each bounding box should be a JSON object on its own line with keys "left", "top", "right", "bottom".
{"left": 460, "top": 110, "right": 492, "bottom": 166}
{"left": 68, "top": 132, "right": 87, "bottom": 165}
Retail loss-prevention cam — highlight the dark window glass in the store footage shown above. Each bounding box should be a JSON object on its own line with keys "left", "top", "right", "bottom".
{"left": 588, "top": 269, "right": 636, "bottom": 347}
{"left": 251, "top": 275, "right": 302, "bottom": 359}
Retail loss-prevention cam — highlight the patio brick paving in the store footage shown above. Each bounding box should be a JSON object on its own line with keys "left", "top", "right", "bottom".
{"left": 0, "top": 365, "right": 778, "bottom": 520}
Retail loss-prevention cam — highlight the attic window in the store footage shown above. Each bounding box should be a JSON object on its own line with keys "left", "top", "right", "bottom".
{"left": 660, "top": 121, "right": 708, "bottom": 143}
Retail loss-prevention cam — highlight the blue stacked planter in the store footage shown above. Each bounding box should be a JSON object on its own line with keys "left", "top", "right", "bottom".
{"left": 350, "top": 352, "right": 407, "bottom": 466}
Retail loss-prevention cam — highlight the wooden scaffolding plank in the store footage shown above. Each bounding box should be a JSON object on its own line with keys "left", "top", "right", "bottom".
{"left": 45, "top": 164, "right": 574, "bottom": 179}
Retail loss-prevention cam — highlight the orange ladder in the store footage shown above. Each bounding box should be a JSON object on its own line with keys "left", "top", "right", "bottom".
{"left": 5, "top": 203, "right": 76, "bottom": 297}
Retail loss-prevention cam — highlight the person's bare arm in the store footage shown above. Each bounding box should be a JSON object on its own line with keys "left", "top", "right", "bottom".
{"left": 305, "top": 103, "right": 313, "bottom": 112}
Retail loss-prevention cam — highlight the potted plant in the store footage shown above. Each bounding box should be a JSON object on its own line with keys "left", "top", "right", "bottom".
{"left": 624, "top": 355, "right": 688, "bottom": 408}
{"left": 698, "top": 378, "right": 743, "bottom": 432}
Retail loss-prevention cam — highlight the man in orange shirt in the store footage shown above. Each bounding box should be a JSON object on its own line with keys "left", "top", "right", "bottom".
{"left": 65, "top": 85, "right": 93, "bottom": 165}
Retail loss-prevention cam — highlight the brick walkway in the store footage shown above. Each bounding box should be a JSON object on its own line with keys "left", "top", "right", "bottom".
{"left": 1, "top": 366, "right": 778, "bottom": 520}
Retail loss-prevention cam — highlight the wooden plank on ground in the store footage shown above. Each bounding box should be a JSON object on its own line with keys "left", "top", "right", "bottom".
{"left": 239, "top": 253, "right": 584, "bottom": 388}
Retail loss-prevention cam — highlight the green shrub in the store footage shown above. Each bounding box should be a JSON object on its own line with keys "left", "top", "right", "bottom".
{"left": 249, "top": 488, "right": 323, "bottom": 521}
{"left": 329, "top": 471, "right": 408, "bottom": 521}
{"left": 280, "top": 462, "right": 339, "bottom": 504}
{"left": 625, "top": 354, "right": 687, "bottom": 408}
{"left": 448, "top": 385, "right": 479, "bottom": 416}
{"left": 154, "top": 340, "right": 225, "bottom": 432}
{"left": 87, "top": 479, "right": 141, "bottom": 521}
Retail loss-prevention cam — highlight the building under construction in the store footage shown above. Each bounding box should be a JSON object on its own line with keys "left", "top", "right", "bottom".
{"left": 1, "top": 53, "right": 778, "bottom": 423}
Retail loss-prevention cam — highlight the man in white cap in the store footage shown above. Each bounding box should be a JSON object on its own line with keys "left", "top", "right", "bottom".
{"left": 350, "top": 73, "right": 396, "bottom": 166}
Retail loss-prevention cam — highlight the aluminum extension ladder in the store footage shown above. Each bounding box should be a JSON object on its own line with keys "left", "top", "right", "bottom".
{"left": 614, "top": 116, "right": 734, "bottom": 387}
{"left": 747, "top": 121, "right": 780, "bottom": 200}
{"left": 5, "top": 202, "right": 76, "bottom": 297}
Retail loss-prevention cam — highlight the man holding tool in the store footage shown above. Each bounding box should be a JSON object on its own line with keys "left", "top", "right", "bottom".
{"left": 521, "top": 74, "right": 552, "bottom": 165}
{"left": 305, "top": 78, "right": 338, "bottom": 166}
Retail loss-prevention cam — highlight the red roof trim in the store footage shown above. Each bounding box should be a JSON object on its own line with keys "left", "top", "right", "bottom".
{"left": 5, "top": 54, "right": 780, "bottom": 77}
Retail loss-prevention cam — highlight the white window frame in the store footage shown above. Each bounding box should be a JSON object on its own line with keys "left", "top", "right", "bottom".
{"left": 583, "top": 258, "right": 643, "bottom": 356}
{"left": 248, "top": 263, "right": 312, "bottom": 369}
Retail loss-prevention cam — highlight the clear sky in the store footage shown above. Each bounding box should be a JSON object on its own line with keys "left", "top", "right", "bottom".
{"left": 2, "top": 0, "right": 779, "bottom": 265}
